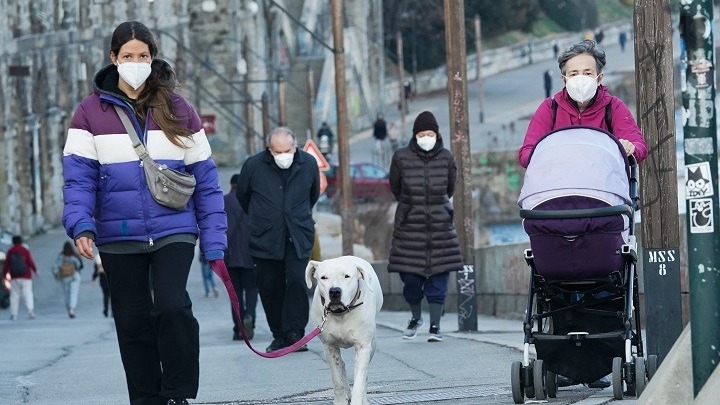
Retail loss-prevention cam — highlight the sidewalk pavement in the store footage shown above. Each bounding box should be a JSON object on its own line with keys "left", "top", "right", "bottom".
{"left": 1, "top": 227, "right": 638, "bottom": 405}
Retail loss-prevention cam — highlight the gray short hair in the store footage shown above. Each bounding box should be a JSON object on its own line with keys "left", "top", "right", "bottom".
{"left": 268, "top": 126, "right": 297, "bottom": 146}
{"left": 558, "top": 40, "right": 606, "bottom": 75}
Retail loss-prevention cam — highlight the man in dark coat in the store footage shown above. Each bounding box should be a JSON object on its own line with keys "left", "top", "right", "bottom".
{"left": 225, "top": 174, "right": 258, "bottom": 341}
{"left": 236, "top": 127, "right": 320, "bottom": 352}
{"left": 387, "top": 111, "right": 463, "bottom": 343}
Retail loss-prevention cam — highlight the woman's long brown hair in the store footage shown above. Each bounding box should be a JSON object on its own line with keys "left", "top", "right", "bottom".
{"left": 110, "top": 21, "right": 193, "bottom": 147}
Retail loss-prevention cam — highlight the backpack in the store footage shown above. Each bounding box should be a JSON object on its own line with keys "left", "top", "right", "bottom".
{"left": 8, "top": 252, "right": 27, "bottom": 277}
{"left": 58, "top": 257, "right": 77, "bottom": 278}
{"left": 551, "top": 98, "right": 613, "bottom": 134}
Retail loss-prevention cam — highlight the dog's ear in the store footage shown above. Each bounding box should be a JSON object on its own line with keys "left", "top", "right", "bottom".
{"left": 305, "top": 260, "right": 320, "bottom": 288}
{"left": 356, "top": 264, "right": 375, "bottom": 293}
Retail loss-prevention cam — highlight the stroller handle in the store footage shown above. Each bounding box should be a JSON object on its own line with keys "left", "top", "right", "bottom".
{"left": 520, "top": 204, "right": 633, "bottom": 220}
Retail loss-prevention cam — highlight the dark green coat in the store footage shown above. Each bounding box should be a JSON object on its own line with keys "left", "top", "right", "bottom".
{"left": 387, "top": 136, "right": 463, "bottom": 276}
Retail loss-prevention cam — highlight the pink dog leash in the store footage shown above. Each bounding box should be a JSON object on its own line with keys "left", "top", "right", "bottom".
{"left": 209, "top": 260, "right": 324, "bottom": 358}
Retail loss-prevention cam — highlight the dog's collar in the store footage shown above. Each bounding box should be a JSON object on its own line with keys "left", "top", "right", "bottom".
{"left": 321, "top": 280, "right": 364, "bottom": 316}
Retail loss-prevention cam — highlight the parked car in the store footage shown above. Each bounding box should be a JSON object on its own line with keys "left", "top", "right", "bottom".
{"left": 324, "top": 162, "right": 393, "bottom": 201}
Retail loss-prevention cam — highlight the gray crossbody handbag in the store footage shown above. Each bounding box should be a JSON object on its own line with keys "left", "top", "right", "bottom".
{"left": 114, "top": 105, "right": 196, "bottom": 210}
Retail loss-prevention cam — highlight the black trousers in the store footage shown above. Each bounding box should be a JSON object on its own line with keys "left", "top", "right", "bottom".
{"left": 101, "top": 243, "right": 199, "bottom": 405}
{"left": 228, "top": 266, "right": 258, "bottom": 333}
{"left": 98, "top": 273, "right": 111, "bottom": 315}
{"left": 252, "top": 241, "right": 309, "bottom": 340}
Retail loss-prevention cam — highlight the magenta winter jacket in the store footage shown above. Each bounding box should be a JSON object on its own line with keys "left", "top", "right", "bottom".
{"left": 518, "top": 85, "right": 647, "bottom": 168}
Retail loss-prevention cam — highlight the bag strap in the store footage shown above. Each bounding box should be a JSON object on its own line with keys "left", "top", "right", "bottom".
{"left": 113, "top": 104, "right": 152, "bottom": 163}
{"left": 209, "top": 260, "right": 322, "bottom": 358}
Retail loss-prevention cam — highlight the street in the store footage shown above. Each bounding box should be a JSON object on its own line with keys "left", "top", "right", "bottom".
{"left": 1, "top": 29, "right": 650, "bottom": 405}
{"left": 1, "top": 228, "right": 637, "bottom": 405}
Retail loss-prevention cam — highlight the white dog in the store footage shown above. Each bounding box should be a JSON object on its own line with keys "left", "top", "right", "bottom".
{"left": 305, "top": 256, "right": 383, "bottom": 405}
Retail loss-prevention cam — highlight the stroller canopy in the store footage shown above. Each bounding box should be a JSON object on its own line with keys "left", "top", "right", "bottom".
{"left": 518, "top": 127, "right": 631, "bottom": 209}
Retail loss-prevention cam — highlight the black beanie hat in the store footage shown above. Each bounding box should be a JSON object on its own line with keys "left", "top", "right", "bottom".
{"left": 413, "top": 111, "right": 439, "bottom": 135}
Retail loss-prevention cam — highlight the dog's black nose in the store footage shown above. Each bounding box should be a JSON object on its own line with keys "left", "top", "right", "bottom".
{"left": 329, "top": 287, "right": 342, "bottom": 300}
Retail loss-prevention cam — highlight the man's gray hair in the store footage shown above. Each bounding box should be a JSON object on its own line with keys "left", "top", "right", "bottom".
{"left": 268, "top": 126, "right": 298, "bottom": 146}
{"left": 557, "top": 40, "right": 606, "bottom": 75}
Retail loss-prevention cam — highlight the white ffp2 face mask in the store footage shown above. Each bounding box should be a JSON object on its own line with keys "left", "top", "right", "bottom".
{"left": 117, "top": 62, "right": 152, "bottom": 90}
{"left": 416, "top": 136, "right": 436, "bottom": 151}
{"left": 274, "top": 153, "right": 294, "bottom": 169}
{"left": 564, "top": 74, "right": 599, "bottom": 103}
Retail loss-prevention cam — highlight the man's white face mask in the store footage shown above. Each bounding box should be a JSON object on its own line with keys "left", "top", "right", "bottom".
{"left": 117, "top": 62, "right": 152, "bottom": 90}
{"left": 416, "top": 136, "right": 437, "bottom": 151}
{"left": 564, "top": 74, "right": 599, "bottom": 103}
{"left": 274, "top": 153, "right": 294, "bottom": 169}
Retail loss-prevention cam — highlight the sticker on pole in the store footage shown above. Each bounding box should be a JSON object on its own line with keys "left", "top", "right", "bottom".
{"left": 685, "top": 162, "right": 714, "bottom": 199}
{"left": 303, "top": 139, "right": 330, "bottom": 171}
{"left": 689, "top": 198, "right": 714, "bottom": 233}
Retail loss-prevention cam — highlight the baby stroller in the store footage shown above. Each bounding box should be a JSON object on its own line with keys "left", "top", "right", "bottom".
{"left": 510, "top": 127, "right": 657, "bottom": 403}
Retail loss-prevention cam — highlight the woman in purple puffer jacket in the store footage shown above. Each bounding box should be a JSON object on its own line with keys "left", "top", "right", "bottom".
{"left": 62, "top": 21, "right": 226, "bottom": 405}
{"left": 519, "top": 40, "right": 648, "bottom": 168}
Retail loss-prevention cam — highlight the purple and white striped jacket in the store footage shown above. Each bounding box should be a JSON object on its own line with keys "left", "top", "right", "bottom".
{"left": 62, "top": 63, "right": 227, "bottom": 260}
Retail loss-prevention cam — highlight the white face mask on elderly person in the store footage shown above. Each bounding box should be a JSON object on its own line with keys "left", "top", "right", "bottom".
{"left": 416, "top": 135, "right": 437, "bottom": 151}
{"left": 564, "top": 74, "right": 599, "bottom": 103}
{"left": 274, "top": 153, "right": 294, "bottom": 169}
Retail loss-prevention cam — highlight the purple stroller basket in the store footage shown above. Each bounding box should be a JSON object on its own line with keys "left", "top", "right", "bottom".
{"left": 518, "top": 126, "right": 633, "bottom": 280}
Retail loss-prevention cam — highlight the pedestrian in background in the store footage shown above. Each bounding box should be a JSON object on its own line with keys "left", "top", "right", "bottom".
{"left": 387, "top": 111, "right": 464, "bottom": 343}
{"left": 519, "top": 40, "right": 648, "bottom": 168}
{"left": 388, "top": 122, "right": 399, "bottom": 152}
{"left": 92, "top": 253, "right": 111, "bottom": 317}
{"left": 316, "top": 121, "right": 334, "bottom": 159}
{"left": 236, "top": 127, "right": 320, "bottom": 353}
{"left": 62, "top": 20, "right": 227, "bottom": 405}
{"left": 224, "top": 174, "right": 258, "bottom": 341}
{"left": 543, "top": 69, "right": 553, "bottom": 99}
{"left": 619, "top": 31, "right": 627, "bottom": 52}
{"left": 2, "top": 235, "right": 38, "bottom": 320}
{"left": 198, "top": 254, "right": 219, "bottom": 298}
{"left": 53, "top": 241, "right": 83, "bottom": 319}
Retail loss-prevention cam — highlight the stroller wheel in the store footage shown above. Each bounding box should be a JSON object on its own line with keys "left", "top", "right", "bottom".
{"left": 511, "top": 361, "right": 524, "bottom": 404}
{"left": 635, "top": 357, "right": 647, "bottom": 397}
{"left": 612, "top": 357, "right": 624, "bottom": 400}
{"left": 533, "top": 359, "right": 547, "bottom": 400}
{"left": 546, "top": 370, "right": 557, "bottom": 398}
{"left": 647, "top": 354, "right": 658, "bottom": 380}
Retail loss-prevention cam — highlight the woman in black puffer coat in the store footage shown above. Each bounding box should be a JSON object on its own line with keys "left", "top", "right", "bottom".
{"left": 388, "top": 111, "right": 463, "bottom": 342}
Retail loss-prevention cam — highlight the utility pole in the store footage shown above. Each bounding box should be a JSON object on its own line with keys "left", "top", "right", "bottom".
{"left": 474, "top": 14, "right": 484, "bottom": 124}
{"left": 330, "top": 0, "right": 354, "bottom": 255}
{"left": 635, "top": 0, "right": 683, "bottom": 368}
{"left": 261, "top": 91, "right": 270, "bottom": 148}
{"left": 277, "top": 74, "right": 287, "bottom": 127}
{"left": 242, "top": 37, "right": 255, "bottom": 156}
{"left": 443, "top": 0, "right": 476, "bottom": 331}
{"left": 376, "top": 0, "right": 385, "bottom": 115}
{"left": 679, "top": 0, "right": 720, "bottom": 395}
{"left": 396, "top": 31, "right": 406, "bottom": 142}
{"left": 307, "top": 67, "right": 315, "bottom": 140}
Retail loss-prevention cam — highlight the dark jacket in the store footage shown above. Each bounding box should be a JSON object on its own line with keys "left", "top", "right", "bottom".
{"left": 224, "top": 186, "right": 253, "bottom": 268}
{"left": 236, "top": 148, "right": 320, "bottom": 260}
{"left": 387, "top": 135, "right": 463, "bottom": 276}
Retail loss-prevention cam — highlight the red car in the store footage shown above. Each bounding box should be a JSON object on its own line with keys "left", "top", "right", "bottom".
{"left": 324, "top": 162, "right": 393, "bottom": 201}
